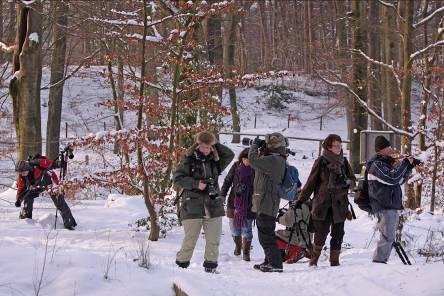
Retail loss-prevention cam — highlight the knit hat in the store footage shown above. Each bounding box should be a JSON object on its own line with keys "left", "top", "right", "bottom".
{"left": 195, "top": 131, "right": 217, "bottom": 146}
{"left": 265, "top": 133, "right": 288, "bottom": 154}
{"left": 375, "top": 135, "right": 391, "bottom": 152}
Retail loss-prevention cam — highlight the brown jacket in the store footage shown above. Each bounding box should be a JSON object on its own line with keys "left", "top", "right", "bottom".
{"left": 298, "top": 156, "right": 355, "bottom": 224}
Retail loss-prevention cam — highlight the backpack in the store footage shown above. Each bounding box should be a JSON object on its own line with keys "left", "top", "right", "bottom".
{"left": 277, "top": 163, "right": 302, "bottom": 201}
{"left": 353, "top": 164, "right": 372, "bottom": 213}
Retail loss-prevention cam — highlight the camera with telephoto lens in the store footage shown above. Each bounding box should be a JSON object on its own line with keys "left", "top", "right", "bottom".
{"left": 242, "top": 137, "right": 266, "bottom": 151}
{"left": 62, "top": 146, "right": 74, "bottom": 159}
{"left": 202, "top": 178, "right": 218, "bottom": 199}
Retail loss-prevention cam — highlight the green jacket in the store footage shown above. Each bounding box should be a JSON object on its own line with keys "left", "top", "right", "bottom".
{"left": 248, "top": 143, "right": 286, "bottom": 217}
{"left": 174, "top": 143, "right": 234, "bottom": 221}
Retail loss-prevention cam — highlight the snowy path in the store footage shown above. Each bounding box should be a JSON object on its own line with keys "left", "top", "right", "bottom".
{"left": 0, "top": 189, "right": 443, "bottom": 296}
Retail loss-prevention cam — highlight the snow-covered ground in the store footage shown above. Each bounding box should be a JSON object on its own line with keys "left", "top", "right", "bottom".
{"left": 1, "top": 69, "right": 443, "bottom": 296}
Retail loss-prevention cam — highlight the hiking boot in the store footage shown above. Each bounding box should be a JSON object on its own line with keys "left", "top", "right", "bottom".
{"left": 242, "top": 239, "right": 251, "bottom": 261}
{"left": 372, "top": 260, "right": 387, "bottom": 264}
{"left": 233, "top": 236, "right": 242, "bottom": 256}
{"left": 309, "top": 244, "right": 323, "bottom": 266}
{"left": 176, "top": 260, "right": 190, "bottom": 269}
{"left": 259, "top": 264, "right": 283, "bottom": 273}
{"left": 330, "top": 249, "right": 341, "bottom": 266}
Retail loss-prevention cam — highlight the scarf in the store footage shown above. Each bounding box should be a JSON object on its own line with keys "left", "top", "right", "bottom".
{"left": 322, "top": 149, "right": 345, "bottom": 190}
{"left": 233, "top": 163, "right": 254, "bottom": 228}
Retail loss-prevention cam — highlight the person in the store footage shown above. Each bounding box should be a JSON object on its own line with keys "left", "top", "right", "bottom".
{"left": 296, "top": 134, "right": 355, "bottom": 266}
{"left": 15, "top": 155, "right": 77, "bottom": 230}
{"left": 174, "top": 131, "right": 234, "bottom": 273}
{"left": 220, "top": 148, "right": 255, "bottom": 261}
{"left": 367, "top": 136, "right": 414, "bottom": 264}
{"left": 248, "top": 132, "right": 288, "bottom": 273}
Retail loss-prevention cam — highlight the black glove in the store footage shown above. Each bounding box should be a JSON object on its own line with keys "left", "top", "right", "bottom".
{"left": 293, "top": 200, "right": 303, "bottom": 209}
{"left": 412, "top": 158, "right": 422, "bottom": 166}
{"left": 276, "top": 207, "right": 288, "bottom": 221}
{"left": 15, "top": 200, "right": 21, "bottom": 207}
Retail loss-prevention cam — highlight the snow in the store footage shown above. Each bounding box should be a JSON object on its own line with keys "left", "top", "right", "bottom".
{"left": 28, "top": 32, "right": 39, "bottom": 44}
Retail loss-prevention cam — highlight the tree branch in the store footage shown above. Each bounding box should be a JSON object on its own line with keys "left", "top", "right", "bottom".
{"left": 410, "top": 40, "right": 444, "bottom": 63}
{"left": 40, "top": 48, "right": 101, "bottom": 90}
{"left": 413, "top": 6, "right": 444, "bottom": 28}
{"left": 317, "top": 73, "right": 416, "bottom": 138}
{"left": 0, "top": 41, "right": 15, "bottom": 54}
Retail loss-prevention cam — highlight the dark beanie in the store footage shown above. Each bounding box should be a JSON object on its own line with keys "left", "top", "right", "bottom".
{"left": 375, "top": 136, "right": 391, "bottom": 152}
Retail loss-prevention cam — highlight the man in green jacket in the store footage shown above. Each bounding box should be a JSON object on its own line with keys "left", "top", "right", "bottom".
{"left": 174, "top": 131, "right": 234, "bottom": 273}
{"left": 249, "top": 133, "right": 287, "bottom": 272}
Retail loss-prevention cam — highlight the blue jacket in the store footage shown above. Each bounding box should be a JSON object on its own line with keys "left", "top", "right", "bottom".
{"left": 367, "top": 154, "right": 412, "bottom": 213}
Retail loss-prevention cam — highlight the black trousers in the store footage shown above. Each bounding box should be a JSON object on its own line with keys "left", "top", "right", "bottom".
{"left": 20, "top": 193, "right": 77, "bottom": 228}
{"left": 256, "top": 213, "right": 282, "bottom": 268}
{"left": 312, "top": 208, "right": 344, "bottom": 250}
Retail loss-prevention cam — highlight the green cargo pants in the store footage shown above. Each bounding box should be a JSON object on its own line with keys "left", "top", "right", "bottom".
{"left": 176, "top": 216, "right": 223, "bottom": 264}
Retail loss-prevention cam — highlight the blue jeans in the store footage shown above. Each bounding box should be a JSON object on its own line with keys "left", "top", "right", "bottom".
{"left": 229, "top": 218, "right": 253, "bottom": 240}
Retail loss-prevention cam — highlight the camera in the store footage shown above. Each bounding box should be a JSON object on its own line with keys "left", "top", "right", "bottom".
{"left": 62, "top": 146, "right": 74, "bottom": 159}
{"left": 337, "top": 174, "right": 352, "bottom": 189}
{"left": 242, "top": 137, "right": 266, "bottom": 151}
{"left": 412, "top": 158, "right": 422, "bottom": 166}
{"left": 202, "top": 178, "right": 218, "bottom": 199}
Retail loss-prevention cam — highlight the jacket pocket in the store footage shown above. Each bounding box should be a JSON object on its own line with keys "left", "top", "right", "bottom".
{"left": 182, "top": 192, "right": 204, "bottom": 215}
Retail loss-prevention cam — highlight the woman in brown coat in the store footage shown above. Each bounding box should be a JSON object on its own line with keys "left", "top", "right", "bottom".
{"left": 297, "top": 134, "right": 355, "bottom": 266}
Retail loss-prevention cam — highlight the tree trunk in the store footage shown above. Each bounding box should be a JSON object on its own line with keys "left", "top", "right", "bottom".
{"left": 258, "top": 0, "right": 270, "bottom": 70}
{"left": 303, "top": 0, "right": 313, "bottom": 74}
{"left": 334, "top": 0, "right": 351, "bottom": 141}
{"left": 46, "top": 0, "right": 68, "bottom": 160}
{"left": 139, "top": 0, "right": 159, "bottom": 241}
{"left": 223, "top": 14, "right": 240, "bottom": 143}
{"left": 9, "top": 1, "right": 43, "bottom": 160}
{"left": 399, "top": 0, "right": 415, "bottom": 209}
{"left": 367, "top": 0, "right": 382, "bottom": 130}
{"left": 350, "top": 0, "right": 368, "bottom": 173}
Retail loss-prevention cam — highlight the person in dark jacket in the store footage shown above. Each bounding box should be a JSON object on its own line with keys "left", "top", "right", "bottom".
{"left": 249, "top": 133, "right": 287, "bottom": 273}
{"left": 220, "top": 148, "right": 255, "bottom": 261}
{"left": 15, "top": 156, "right": 77, "bottom": 230}
{"left": 367, "top": 136, "right": 414, "bottom": 263}
{"left": 173, "top": 131, "right": 234, "bottom": 273}
{"left": 297, "top": 134, "right": 355, "bottom": 267}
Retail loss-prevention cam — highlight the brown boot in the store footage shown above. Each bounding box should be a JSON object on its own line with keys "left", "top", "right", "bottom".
{"left": 233, "top": 236, "right": 242, "bottom": 256}
{"left": 309, "top": 244, "right": 323, "bottom": 266}
{"left": 242, "top": 238, "right": 251, "bottom": 261}
{"left": 330, "top": 249, "right": 341, "bottom": 266}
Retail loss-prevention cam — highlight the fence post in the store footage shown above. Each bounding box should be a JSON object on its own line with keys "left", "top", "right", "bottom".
{"left": 288, "top": 114, "right": 290, "bottom": 128}
{"left": 254, "top": 114, "right": 257, "bottom": 129}
{"left": 320, "top": 116, "right": 323, "bottom": 130}
{"left": 104, "top": 121, "right": 106, "bottom": 131}
{"left": 318, "top": 141, "right": 322, "bottom": 156}
{"left": 65, "top": 122, "right": 68, "bottom": 138}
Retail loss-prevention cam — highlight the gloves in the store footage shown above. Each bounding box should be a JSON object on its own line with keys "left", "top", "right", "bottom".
{"left": 293, "top": 200, "right": 303, "bottom": 209}
{"left": 15, "top": 199, "right": 21, "bottom": 208}
{"left": 276, "top": 207, "right": 288, "bottom": 221}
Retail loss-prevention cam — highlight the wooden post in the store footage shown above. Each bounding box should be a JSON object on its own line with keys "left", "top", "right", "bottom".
{"left": 104, "top": 121, "right": 106, "bottom": 131}
{"left": 320, "top": 116, "right": 323, "bottom": 130}
{"left": 318, "top": 141, "right": 322, "bottom": 156}
{"left": 288, "top": 114, "right": 290, "bottom": 128}
{"left": 65, "top": 122, "right": 68, "bottom": 138}
{"left": 254, "top": 114, "right": 257, "bottom": 128}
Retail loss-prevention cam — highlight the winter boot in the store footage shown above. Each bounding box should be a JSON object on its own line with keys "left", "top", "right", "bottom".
{"left": 176, "top": 260, "right": 190, "bottom": 269}
{"left": 203, "top": 261, "right": 218, "bottom": 273}
{"left": 259, "top": 264, "right": 283, "bottom": 273}
{"left": 253, "top": 259, "right": 268, "bottom": 270}
{"left": 330, "top": 249, "right": 341, "bottom": 266}
{"left": 309, "top": 244, "right": 323, "bottom": 266}
{"left": 242, "top": 238, "right": 251, "bottom": 261}
{"left": 233, "top": 236, "right": 242, "bottom": 256}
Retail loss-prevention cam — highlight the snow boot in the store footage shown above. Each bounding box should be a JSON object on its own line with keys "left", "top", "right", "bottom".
{"left": 330, "top": 249, "right": 341, "bottom": 266}
{"left": 233, "top": 236, "right": 242, "bottom": 256}
{"left": 259, "top": 264, "right": 283, "bottom": 273}
{"left": 242, "top": 238, "right": 251, "bottom": 261}
{"left": 253, "top": 259, "right": 268, "bottom": 270}
{"left": 176, "top": 260, "right": 190, "bottom": 269}
{"left": 309, "top": 244, "right": 323, "bottom": 266}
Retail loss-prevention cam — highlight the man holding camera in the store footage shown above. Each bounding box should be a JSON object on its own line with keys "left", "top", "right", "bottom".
{"left": 15, "top": 155, "right": 77, "bottom": 230}
{"left": 248, "top": 133, "right": 288, "bottom": 272}
{"left": 368, "top": 136, "right": 417, "bottom": 263}
{"left": 174, "top": 131, "right": 234, "bottom": 273}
